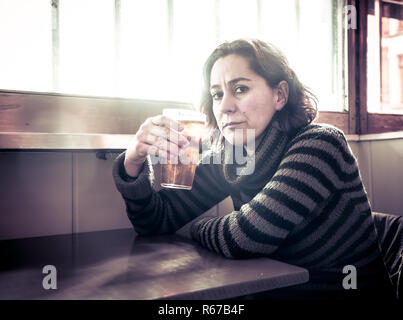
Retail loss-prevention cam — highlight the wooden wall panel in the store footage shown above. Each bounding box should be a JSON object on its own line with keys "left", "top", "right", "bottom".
{"left": 73, "top": 152, "right": 131, "bottom": 233}
{"left": 315, "top": 112, "right": 349, "bottom": 134}
{"left": 0, "top": 91, "right": 192, "bottom": 134}
{"left": 368, "top": 139, "right": 403, "bottom": 216}
{"left": 368, "top": 113, "right": 403, "bottom": 133}
{"left": 0, "top": 152, "right": 72, "bottom": 240}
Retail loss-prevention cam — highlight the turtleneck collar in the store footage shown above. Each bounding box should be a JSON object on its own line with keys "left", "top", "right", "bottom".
{"left": 221, "top": 119, "right": 291, "bottom": 190}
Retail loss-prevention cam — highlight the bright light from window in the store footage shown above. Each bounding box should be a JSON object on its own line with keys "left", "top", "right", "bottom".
{"left": 118, "top": 0, "right": 169, "bottom": 101}
{"left": 294, "top": 0, "right": 341, "bottom": 111}
{"left": 169, "top": 0, "right": 217, "bottom": 105}
{"left": 219, "top": 0, "right": 259, "bottom": 41}
{"left": 59, "top": 0, "right": 115, "bottom": 96}
{"left": 0, "top": 0, "right": 347, "bottom": 112}
{"left": 367, "top": 1, "right": 403, "bottom": 114}
{"left": 0, "top": 0, "right": 52, "bottom": 92}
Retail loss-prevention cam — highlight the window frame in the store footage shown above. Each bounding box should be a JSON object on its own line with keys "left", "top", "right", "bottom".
{"left": 352, "top": 0, "right": 403, "bottom": 134}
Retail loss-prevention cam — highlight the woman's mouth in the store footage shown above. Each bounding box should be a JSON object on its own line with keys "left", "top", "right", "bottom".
{"left": 223, "top": 121, "right": 246, "bottom": 129}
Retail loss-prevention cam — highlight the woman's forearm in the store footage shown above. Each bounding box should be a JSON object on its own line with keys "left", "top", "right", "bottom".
{"left": 114, "top": 151, "right": 230, "bottom": 235}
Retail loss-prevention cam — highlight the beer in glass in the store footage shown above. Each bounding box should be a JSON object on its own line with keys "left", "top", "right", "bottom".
{"left": 160, "top": 108, "right": 205, "bottom": 190}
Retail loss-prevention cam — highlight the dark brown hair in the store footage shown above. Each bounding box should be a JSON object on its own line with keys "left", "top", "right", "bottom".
{"left": 199, "top": 38, "right": 318, "bottom": 138}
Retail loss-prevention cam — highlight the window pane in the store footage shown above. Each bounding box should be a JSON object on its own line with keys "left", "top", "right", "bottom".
{"left": 118, "top": 0, "right": 169, "bottom": 100}
{"left": 0, "top": 0, "right": 52, "bottom": 92}
{"left": 295, "top": 0, "right": 345, "bottom": 112}
{"left": 218, "top": 0, "right": 259, "bottom": 41}
{"left": 58, "top": 0, "right": 115, "bottom": 96}
{"left": 368, "top": 1, "right": 403, "bottom": 114}
{"left": 0, "top": 0, "right": 347, "bottom": 113}
{"left": 380, "top": 3, "right": 403, "bottom": 113}
{"left": 170, "top": 0, "right": 217, "bottom": 103}
{"left": 367, "top": 1, "right": 382, "bottom": 113}
{"left": 261, "top": 0, "right": 346, "bottom": 112}
{"left": 260, "top": 0, "right": 299, "bottom": 59}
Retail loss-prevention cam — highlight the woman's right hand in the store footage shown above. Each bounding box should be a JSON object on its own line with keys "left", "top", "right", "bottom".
{"left": 123, "top": 115, "right": 190, "bottom": 177}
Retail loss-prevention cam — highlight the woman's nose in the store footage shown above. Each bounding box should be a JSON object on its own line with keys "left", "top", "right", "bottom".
{"left": 219, "top": 93, "right": 236, "bottom": 113}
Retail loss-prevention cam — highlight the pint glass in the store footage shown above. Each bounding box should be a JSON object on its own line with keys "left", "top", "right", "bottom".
{"left": 160, "top": 109, "right": 205, "bottom": 190}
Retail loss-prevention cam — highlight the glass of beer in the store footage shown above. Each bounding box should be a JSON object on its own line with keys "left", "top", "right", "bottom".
{"left": 160, "top": 108, "right": 205, "bottom": 190}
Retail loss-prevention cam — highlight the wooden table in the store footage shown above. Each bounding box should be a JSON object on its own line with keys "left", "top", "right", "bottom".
{"left": 0, "top": 229, "right": 309, "bottom": 300}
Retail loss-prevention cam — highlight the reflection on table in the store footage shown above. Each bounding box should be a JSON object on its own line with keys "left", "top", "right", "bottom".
{"left": 0, "top": 228, "right": 309, "bottom": 300}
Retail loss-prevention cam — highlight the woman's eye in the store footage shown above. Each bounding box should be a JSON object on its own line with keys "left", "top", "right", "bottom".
{"left": 235, "top": 86, "right": 248, "bottom": 94}
{"left": 211, "top": 92, "right": 223, "bottom": 100}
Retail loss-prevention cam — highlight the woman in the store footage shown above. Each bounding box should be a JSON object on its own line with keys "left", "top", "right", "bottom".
{"left": 113, "top": 39, "right": 393, "bottom": 301}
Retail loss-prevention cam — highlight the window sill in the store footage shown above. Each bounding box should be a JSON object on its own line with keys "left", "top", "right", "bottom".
{"left": 1, "top": 130, "right": 403, "bottom": 151}
{"left": 346, "top": 130, "right": 403, "bottom": 142}
{"left": 352, "top": 130, "right": 403, "bottom": 142}
{"left": 0, "top": 132, "right": 131, "bottom": 151}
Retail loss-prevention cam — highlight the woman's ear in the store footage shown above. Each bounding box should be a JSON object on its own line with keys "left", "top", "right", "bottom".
{"left": 275, "top": 81, "right": 289, "bottom": 111}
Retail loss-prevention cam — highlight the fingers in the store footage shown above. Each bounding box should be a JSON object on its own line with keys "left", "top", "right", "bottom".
{"left": 150, "top": 116, "right": 189, "bottom": 143}
{"left": 150, "top": 125, "right": 190, "bottom": 146}
{"left": 147, "top": 144, "right": 182, "bottom": 163}
{"left": 142, "top": 116, "right": 189, "bottom": 147}
{"left": 146, "top": 135, "right": 183, "bottom": 158}
{"left": 133, "top": 115, "right": 191, "bottom": 162}
{"left": 135, "top": 140, "right": 182, "bottom": 163}
{"left": 148, "top": 115, "right": 184, "bottom": 132}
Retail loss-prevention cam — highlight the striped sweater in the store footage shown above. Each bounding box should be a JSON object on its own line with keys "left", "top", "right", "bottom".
{"left": 113, "top": 121, "right": 392, "bottom": 299}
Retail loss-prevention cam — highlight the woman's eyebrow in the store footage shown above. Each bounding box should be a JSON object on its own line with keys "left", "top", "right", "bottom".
{"left": 210, "top": 77, "right": 251, "bottom": 90}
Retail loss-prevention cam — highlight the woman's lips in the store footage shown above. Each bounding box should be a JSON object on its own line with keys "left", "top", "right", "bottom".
{"left": 223, "top": 121, "right": 246, "bottom": 129}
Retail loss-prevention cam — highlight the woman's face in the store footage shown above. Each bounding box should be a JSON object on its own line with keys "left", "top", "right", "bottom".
{"left": 210, "top": 54, "right": 287, "bottom": 148}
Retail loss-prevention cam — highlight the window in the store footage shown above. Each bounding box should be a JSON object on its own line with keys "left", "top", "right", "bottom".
{"left": 0, "top": 0, "right": 347, "bottom": 112}
{"left": 58, "top": 0, "right": 116, "bottom": 96}
{"left": 0, "top": 0, "right": 52, "bottom": 92}
{"left": 367, "top": 0, "right": 403, "bottom": 114}
{"left": 351, "top": 0, "right": 403, "bottom": 134}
